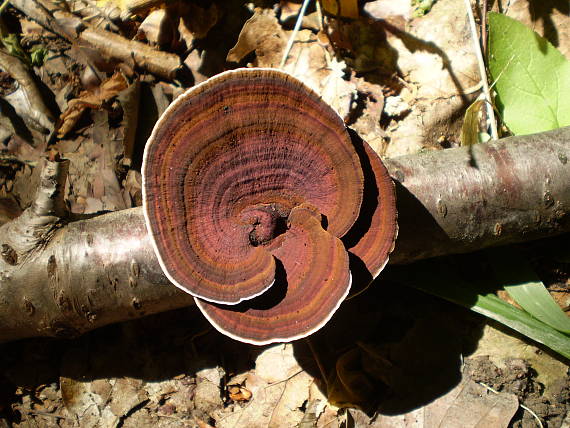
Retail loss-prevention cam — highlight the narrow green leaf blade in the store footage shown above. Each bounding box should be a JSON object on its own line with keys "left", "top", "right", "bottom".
{"left": 387, "top": 256, "right": 570, "bottom": 360}
{"left": 488, "top": 12, "right": 570, "bottom": 135}
{"left": 469, "top": 294, "right": 570, "bottom": 360}
{"left": 490, "top": 250, "right": 570, "bottom": 334}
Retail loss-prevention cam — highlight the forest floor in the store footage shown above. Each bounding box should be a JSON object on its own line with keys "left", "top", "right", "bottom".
{"left": 0, "top": 0, "right": 569, "bottom": 426}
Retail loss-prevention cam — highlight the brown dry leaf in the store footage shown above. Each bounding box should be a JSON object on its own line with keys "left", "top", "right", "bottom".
{"left": 499, "top": 0, "right": 570, "bottom": 59}
{"left": 327, "top": 343, "right": 392, "bottom": 412}
{"left": 350, "top": 79, "right": 387, "bottom": 154}
{"left": 226, "top": 7, "right": 356, "bottom": 118}
{"left": 228, "top": 385, "right": 252, "bottom": 402}
{"left": 363, "top": 0, "right": 411, "bottom": 21}
{"left": 268, "top": 371, "right": 314, "bottom": 426}
{"left": 214, "top": 344, "right": 313, "bottom": 428}
{"left": 283, "top": 32, "right": 356, "bottom": 119}
{"left": 58, "top": 72, "right": 128, "bottom": 138}
{"left": 280, "top": 1, "right": 302, "bottom": 22}
{"left": 136, "top": 9, "right": 177, "bottom": 47}
{"left": 0, "top": 196, "right": 22, "bottom": 226}
{"left": 370, "top": 377, "right": 519, "bottom": 427}
{"left": 382, "top": 0, "right": 478, "bottom": 156}
{"left": 460, "top": 99, "right": 488, "bottom": 146}
{"left": 123, "top": 170, "right": 142, "bottom": 207}
{"left": 320, "top": 0, "right": 360, "bottom": 19}
{"left": 178, "top": 2, "right": 219, "bottom": 40}
{"left": 194, "top": 367, "right": 224, "bottom": 416}
{"left": 227, "top": 8, "right": 286, "bottom": 67}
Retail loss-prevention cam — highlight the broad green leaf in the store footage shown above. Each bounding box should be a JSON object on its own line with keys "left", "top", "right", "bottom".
{"left": 489, "top": 249, "right": 570, "bottom": 334}
{"left": 488, "top": 12, "right": 570, "bottom": 135}
{"left": 387, "top": 253, "right": 570, "bottom": 360}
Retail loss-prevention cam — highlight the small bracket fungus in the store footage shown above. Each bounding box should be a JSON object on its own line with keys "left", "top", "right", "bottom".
{"left": 143, "top": 68, "right": 397, "bottom": 345}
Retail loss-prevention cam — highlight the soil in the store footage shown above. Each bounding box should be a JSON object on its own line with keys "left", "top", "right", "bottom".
{"left": 0, "top": 0, "right": 569, "bottom": 426}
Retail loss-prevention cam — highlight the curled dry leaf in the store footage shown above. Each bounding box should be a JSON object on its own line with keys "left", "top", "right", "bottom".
{"left": 227, "top": 8, "right": 286, "bottom": 67}
{"left": 227, "top": 8, "right": 357, "bottom": 119}
{"left": 320, "top": 0, "right": 360, "bottom": 19}
{"left": 227, "top": 384, "right": 252, "bottom": 402}
{"left": 58, "top": 72, "right": 128, "bottom": 138}
{"left": 136, "top": 9, "right": 177, "bottom": 47}
{"left": 178, "top": 1, "right": 219, "bottom": 40}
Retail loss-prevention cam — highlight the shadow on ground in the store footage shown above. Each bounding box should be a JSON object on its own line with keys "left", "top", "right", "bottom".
{"left": 3, "top": 236, "right": 569, "bottom": 422}
{"left": 0, "top": 263, "right": 486, "bottom": 422}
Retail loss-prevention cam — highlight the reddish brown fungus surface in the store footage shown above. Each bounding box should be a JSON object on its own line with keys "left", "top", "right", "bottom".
{"left": 143, "top": 68, "right": 397, "bottom": 343}
{"left": 196, "top": 203, "right": 351, "bottom": 345}
{"left": 342, "top": 137, "right": 398, "bottom": 284}
{"left": 143, "top": 68, "right": 364, "bottom": 304}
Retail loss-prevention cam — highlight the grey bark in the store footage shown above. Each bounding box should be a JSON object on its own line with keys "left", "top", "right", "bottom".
{"left": 386, "top": 126, "right": 570, "bottom": 263}
{"left": 0, "top": 51, "right": 55, "bottom": 137}
{"left": 0, "top": 127, "right": 569, "bottom": 343}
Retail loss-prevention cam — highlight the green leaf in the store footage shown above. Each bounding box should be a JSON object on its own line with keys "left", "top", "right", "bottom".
{"left": 30, "top": 45, "right": 47, "bottom": 67}
{"left": 386, "top": 253, "right": 570, "bottom": 360}
{"left": 490, "top": 249, "right": 570, "bottom": 334}
{"left": 488, "top": 12, "right": 570, "bottom": 135}
{"left": 1, "top": 34, "right": 29, "bottom": 64}
{"left": 469, "top": 294, "right": 570, "bottom": 360}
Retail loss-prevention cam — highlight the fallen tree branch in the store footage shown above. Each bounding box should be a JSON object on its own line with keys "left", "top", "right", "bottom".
{"left": 9, "top": 0, "right": 182, "bottom": 80}
{"left": 0, "top": 50, "right": 55, "bottom": 136}
{"left": 0, "top": 127, "right": 568, "bottom": 342}
{"left": 386, "top": 126, "right": 570, "bottom": 263}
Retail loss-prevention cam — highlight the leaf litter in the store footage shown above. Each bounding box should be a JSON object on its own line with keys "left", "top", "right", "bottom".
{"left": 0, "top": 0, "right": 569, "bottom": 426}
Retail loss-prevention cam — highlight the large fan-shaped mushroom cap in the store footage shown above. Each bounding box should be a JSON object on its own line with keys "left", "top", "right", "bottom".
{"left": 196, "top": 203, "right": 352, "bottom": 345}
{"left": 142, "top": 68, "right": 364, "bottom": 305}
{"left": 195, "top": 137, "right": 398, "bottom": 344}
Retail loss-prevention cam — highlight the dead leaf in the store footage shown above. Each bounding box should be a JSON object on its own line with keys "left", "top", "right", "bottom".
{"left": 227, "top": 8, "right": 286, "bottom": 67}
{"left": 327, "top": 343, "right": 392, "bottom": 412}
{"left": 372, "top": 378, "right": 519, "bottom": 427}
{"left": 283, "top": 35, "right": 357, "bottom": 119}
{"left": 194, "top": 367, "right": 224, "bottom": 415}
{"left": 136, "top": 9, "right": 176, "bottom": 47}
{"left": 228, "top": 384, "right": 252, "bottom": 402}
{"left": 0, "top": 196, "right": 21, "bottom": 226}
{"left": 255, "top": 344, "right": 302, "bottom": 383}
{"left": 123, "top": 170, "right": 142, "bottom": 207}
{"left": 58, "top": 72, "right": 128, "bottom": 138}
{"left": 109, "top": 378, "right": 148, "bottom": 417}
{"left": 268, "top": 371, "right": 313, "bottom": 427}
{"left": 363, "top": 0, "right": 411, "bottom": 21}
{"left": 214, "top": 345, "right": 313, "bottom": 428}
{"left": 178, "top": 2, "right": 219, "bottom": 40}
{"left": 320, "top": 0, "right": 360, "bottom": 19}
{"left": 279, "top": 3, "right": 321, "bottom": 31}
{"left": 460, "top": 99, "right": 488, "bottom": 146}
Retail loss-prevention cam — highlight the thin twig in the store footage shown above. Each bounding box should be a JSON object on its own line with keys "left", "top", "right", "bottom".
{"left": 463, "top": 0, "right": 498, "bottom": 140}
{"left": 306, "top": 338, "right": 328, "bottom": 389}
{"left": 315, "top": 0, "right": 323, "bottom": 31}
{"left": 279, "top": 0, "right": 311, "bottom": 69}
{"left": 265, "top": 369, "right": 304, "bottom": 388}
{"left": 28, "top": 411, "right": 68, "bottom": 420}
{"left": 481, "top": 0, "right": 488, "bottom": 56}
{"left": 0, "top": 0, "right": 10, "bottom": 15}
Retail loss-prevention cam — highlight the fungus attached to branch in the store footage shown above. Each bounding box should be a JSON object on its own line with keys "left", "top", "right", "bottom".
{"left": 142, "top": 68, "right": 397, "bottom": 344}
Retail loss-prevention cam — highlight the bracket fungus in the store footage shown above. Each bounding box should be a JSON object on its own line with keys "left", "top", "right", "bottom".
{"left": 142, "top": 68, "right": 397, "bottom": 345}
